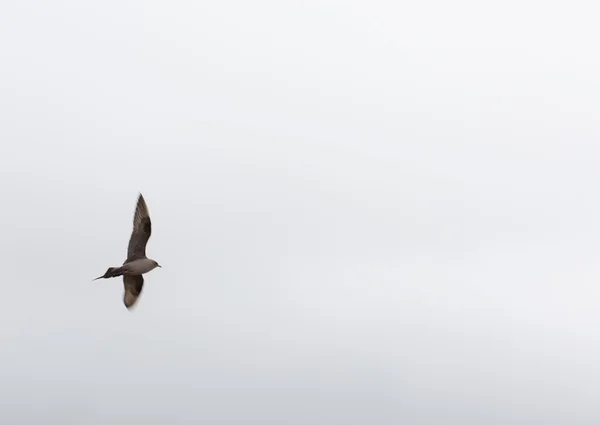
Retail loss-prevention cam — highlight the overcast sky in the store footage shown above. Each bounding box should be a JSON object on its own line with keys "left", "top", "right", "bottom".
{"left": 2, "top": 0, "right": 600, "bottom": 424}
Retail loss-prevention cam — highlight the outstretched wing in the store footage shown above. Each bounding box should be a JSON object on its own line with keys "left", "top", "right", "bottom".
{"left": 123, "top": 274, "right": 144, "bottom": 309}
{"left": 126, "top": 193, "right": 152, "bottom": 262}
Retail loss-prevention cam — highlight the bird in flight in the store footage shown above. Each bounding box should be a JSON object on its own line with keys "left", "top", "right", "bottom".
{"left": 94, "top": 193, "right": 161, "bottom": 309}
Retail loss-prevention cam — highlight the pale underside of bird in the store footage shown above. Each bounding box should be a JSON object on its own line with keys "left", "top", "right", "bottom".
{"left": 94, "top": 193, "right": 161, "bottom": 309}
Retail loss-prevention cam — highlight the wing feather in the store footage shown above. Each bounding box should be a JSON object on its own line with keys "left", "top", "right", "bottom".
{"left": 123, "top": 274, "right": 144, "bottom": 309}
{"left": 126, "top": 193, "right": 152, "bottom": 262}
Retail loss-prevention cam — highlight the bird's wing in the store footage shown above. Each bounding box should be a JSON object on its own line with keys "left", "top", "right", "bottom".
{"left": 126, "top": 193, "right": 152, "bottom": 262}
{"left": 123, "top": 274, "right": 144, "bottom": 309}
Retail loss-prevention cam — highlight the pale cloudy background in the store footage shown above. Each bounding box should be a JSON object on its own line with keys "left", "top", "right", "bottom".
{"left": 1, "top": 0, "right": 600, "bottom": 424}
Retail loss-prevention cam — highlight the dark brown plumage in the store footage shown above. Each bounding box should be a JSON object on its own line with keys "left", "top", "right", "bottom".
{"left": 94, "top": 193, "right": 161, "bottom": 310}
{"left": 127, "top": 194, "right": 152, "bottom": 262}
{"left": 121, "top": 194, "right": 153, "bottom": 309}
{"left": 123, "top": 274, "right": 144, "bottom": 309}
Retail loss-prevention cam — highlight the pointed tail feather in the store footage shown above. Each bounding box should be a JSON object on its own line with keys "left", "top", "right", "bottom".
{"left": 93, "top": 266, "right": 124, "bottom": 281}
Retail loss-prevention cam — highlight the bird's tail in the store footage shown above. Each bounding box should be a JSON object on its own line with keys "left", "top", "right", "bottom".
{"left": 93, "top": 266, "right": 125, "bottom": 281}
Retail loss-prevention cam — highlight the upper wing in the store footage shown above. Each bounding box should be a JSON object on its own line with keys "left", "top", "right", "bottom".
{"left": 126, "top": 193, "right": 152, "bottom": 262}
{"left": 123, "top": 274, "right": 144, "bottom": 309}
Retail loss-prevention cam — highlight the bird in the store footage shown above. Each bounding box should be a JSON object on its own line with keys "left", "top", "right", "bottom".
{"left": 94, "top": 193, "right": 161, "bottom": 309}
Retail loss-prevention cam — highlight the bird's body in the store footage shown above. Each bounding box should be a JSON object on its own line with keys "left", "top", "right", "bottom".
{"left": 123, "top": 258, "right": 160, "bottom": 275}
{"left": 94, "top": 193, "right": 161, "bottom": 309}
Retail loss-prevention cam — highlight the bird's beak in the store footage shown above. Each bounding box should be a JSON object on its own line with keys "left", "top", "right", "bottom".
{"left": 157, "top": 264, "right": 162, "bottom": 268}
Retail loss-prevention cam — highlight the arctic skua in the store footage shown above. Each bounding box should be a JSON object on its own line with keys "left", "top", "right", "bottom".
{"left": 94, "top": 193, "right": 161, "bottom": 309}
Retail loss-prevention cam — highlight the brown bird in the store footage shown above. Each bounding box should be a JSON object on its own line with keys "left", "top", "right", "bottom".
{"left": 94, "top": 193, "right": 161, "bottom": 309}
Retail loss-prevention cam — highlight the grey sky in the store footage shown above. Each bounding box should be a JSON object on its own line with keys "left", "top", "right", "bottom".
{"left": 2, "top": 0, "right": 600, "bottom": 423}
